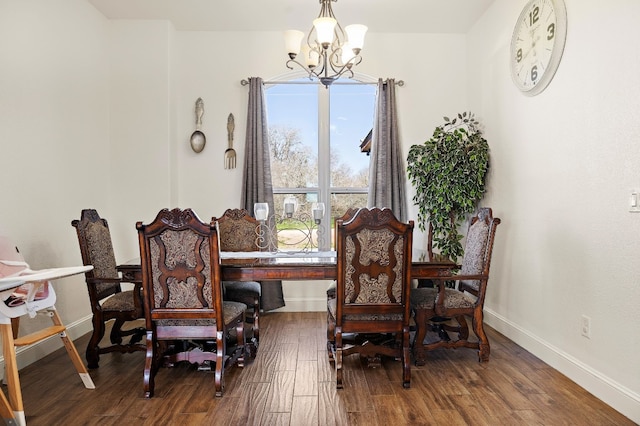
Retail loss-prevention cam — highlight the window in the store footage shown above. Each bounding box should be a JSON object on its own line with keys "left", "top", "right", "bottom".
{"left": 265, "top": 78, "right": 376, "bottom": 249}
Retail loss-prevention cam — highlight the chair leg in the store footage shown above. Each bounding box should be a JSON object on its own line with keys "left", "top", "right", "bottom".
{"left": 214, "top": 331, "right": 225, "bottom": 397}
{"left": 86, "top": 314, "right": 106, "bottom": 369}
{"left": 326, "top": 312, "right": 335, "bottom": 362}
{"left": 110, "top": 318, "right": 125, "bottom": 344}
{"left": 402, "top": 328, "right": 411, "bottom": 389}
{"left": 236, "top": 321, "right": 246, "bottom": 368}
{"left": 252, "top": 299, "right": 260, "bottom": 343}
{"left": 335, "top": 327, "right": 343, "bottom": 389}
{"left": 455, "top": 315, "right": 470, "bottom": 340}
{"left": 412, "top": 309, "right": 428, "bottom": 366}
{"left": 472, "top": 311, "right": 490, "bottom": 362}
{"left": 143, "top": 331, "right": 156, "bottom": 398}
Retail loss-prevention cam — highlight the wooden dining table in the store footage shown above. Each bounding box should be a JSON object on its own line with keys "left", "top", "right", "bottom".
{"left": 117, "top": 249, "right": 456, "bottom": 283}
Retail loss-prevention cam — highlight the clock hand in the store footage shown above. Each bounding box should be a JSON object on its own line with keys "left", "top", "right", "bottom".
{"left": 519, "top": 34, "right": 541, "bottom": 63}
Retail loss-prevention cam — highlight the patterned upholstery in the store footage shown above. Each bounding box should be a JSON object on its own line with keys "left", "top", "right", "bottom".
{"left": 327, "top": 298, "right": 402, "bottom": 321}
{"left": 76, "top": 214, "right": 120, "bottom": 298}
{"left": 410, "top": 207, "right": 500, "bottom": 365}
{"left": 71, "top": 209, "right": 145, "bottom": 369}
{"left": 148, "top": 228, "right": 247, "bottom": 327}
{"left": 330, "top": 227, "right": 405, "bottom": 321}
{"left": 410, "top": 287, "right": 477, "bottom": 310}
{"left": 217, "top": 208, "right": 258, "bottom": 252}
{"left": 157, "top": 301, "right": 246, "bottom": 327}
{"left": 137, "top": 208, "right": 247, "bottom": 398}
{"left": 217, "top": 208, "right": 262, "bottom": 345}
{"left": 458, "top": 215, "right": 490, "bottom": 292}
{"left": 101, "top": 291, "right": 139, "bottom": 312}
{"left": 327, "top": 207, "right": 414, "bottom": 389}
{"left": 326, "top": 208, "right": 359, "bottom": 300}
{"left": 150, "top": 229, "right": 214, "bottom": 309}
{"left": 345, "top": 228, "right": 404, "bottom": 304}
{"left": 410, "top": 216, "right": 489, "bottom": 310}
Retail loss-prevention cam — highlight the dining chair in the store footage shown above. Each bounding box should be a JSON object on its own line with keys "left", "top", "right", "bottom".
{"left": 325, "top": 207, "right": 358, "bottom": 359}
{"left": 325, "top": 208, "right": 359, "bottom": 300}
{"left": 71, "top": 209, "right": 145, "bottom": 369}
{"left": 216, "top": 208, "right": 261, "bottom": 347}
{"left": 136, "top": 208, "right": 247, "bottom": 398}
{"left": 411, "top": 207, "right": 501, "bottom": 365}
{"left": 327, "top": 207, "right": 414, "bottom": 389}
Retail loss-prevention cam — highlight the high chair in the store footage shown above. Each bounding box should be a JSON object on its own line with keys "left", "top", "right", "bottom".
{"left": 0, "top": 261, "right": 95, "bottom": 426}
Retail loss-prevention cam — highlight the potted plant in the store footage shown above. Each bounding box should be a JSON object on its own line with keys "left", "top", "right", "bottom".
{"left": 406, "top": 112, "right": 489, "bottom": 262}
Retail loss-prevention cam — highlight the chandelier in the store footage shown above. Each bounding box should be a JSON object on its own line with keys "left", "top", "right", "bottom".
{"left": 284, "top": 0, "right": 367, "bottom": 87}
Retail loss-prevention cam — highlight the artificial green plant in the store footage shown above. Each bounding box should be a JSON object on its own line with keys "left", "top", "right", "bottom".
{"left": 406, "top": 112, "right": 489, "bottom": 262}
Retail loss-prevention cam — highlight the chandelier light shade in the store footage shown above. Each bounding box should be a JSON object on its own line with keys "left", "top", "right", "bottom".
{"left": 284, "top": 0, "right": 367, "bottom": 87}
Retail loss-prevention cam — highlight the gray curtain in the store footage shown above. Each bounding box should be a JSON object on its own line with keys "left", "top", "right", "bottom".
{"left": 368, "top": 78, "right": 408, "bottom": 222}
{"left": 241, "top": 77, "right": 284, "bottom": 311}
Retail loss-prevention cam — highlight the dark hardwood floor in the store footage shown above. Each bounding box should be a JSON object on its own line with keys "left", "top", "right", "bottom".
{"left": 7, "top": 312, "right": 633, "bottom": 425}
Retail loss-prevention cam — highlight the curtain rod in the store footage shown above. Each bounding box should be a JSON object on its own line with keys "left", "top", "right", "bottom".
{"left": 240, "top": 79, "right": 404, "bottom": 87}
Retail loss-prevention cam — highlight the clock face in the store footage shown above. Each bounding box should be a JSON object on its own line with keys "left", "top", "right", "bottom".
{"left": 510, "top": 0, "right": 567, "bottom": 96}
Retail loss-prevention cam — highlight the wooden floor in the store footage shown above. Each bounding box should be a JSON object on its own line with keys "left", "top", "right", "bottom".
{"left": 7, "top": 312, "right": 633, "bottom": 425}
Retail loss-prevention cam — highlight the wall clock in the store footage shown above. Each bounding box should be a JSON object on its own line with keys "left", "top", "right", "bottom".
{"left": 510, "top": 0, "right": 567, "bottom": 96}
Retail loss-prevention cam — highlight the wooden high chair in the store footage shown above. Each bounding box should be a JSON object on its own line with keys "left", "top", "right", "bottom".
{"left": 0, "top": 266, "right": 95, "bottom": 426}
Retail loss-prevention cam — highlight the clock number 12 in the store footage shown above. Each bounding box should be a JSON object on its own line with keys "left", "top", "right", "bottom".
{"left": 529, "top": 6, "right": 540, "bottom": 26}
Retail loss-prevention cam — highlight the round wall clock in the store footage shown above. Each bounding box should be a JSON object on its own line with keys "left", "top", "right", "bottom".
{"left": 510, "top": 0, "right": 567, "bottom": 96}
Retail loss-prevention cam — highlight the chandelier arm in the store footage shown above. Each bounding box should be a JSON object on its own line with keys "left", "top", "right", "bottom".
{"left": 328, "top": 53, "right": 360, "bottom": 77}
{"left": 286, "top": 58, "right": 323, "bottom": 81}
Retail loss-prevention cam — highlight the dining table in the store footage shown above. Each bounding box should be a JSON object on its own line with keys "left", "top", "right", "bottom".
{"left": 117, "top": 249, "right": 456, "bottom": 365}
{"left": 117, "top": 249, "right": 456, "bottom": 283}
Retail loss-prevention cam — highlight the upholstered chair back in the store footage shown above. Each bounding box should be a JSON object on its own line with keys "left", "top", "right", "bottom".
{"left": 217, "top": 209, "right": 259, "bottom": 252}
{"left": 335, "top": 207, "right": 413, "bottom": 325}
{"left": 72, "top": 209, "right": 121, "bottom": 301}
{"left": 458, "top": 209, "right": 492, "bottom": 293}
{"left": 137, "top": 208, "right": 224, "bottom": 330}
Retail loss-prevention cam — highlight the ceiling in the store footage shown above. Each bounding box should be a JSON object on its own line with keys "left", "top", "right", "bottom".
{"left": 88, "top": 0, "right": 496, "bottom": 34}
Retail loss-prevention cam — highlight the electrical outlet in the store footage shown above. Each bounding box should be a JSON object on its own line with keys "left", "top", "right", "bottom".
{"left": 581, "top": 315, "right": 591, "bottom": 339}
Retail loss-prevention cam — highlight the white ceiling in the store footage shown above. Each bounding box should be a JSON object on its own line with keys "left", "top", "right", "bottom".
{"left": 88, "top": 0, "right": 496, "bottom": 34}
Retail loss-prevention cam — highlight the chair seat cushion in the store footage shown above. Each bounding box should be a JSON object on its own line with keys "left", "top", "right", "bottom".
{"left": 157, "top": 301, "right": 247, "bottom": 327}
{"left": 224, "top": 281, "right": 260, "bottom": 306}
{"left": 410, "top": 287, "right": 477, "bottom": 310}
{"left": 327, "top": 298, "right": 402, "bottom": 321}
{"left": 101, "top": 290, "right": 138, "bottom": 312}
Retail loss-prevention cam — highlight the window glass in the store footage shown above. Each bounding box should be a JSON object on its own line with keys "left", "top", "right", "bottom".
{"left": 265, "top": 79, "right": 375, "bottom": 249}
{"left": 329, "top": 83, "right": 375, "bottom": 220}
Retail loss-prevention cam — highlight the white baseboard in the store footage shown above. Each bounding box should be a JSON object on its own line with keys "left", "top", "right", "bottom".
{"left": 272, "top": 297, "right": 326, "bottom": 312}
{"left": 484, "top": 308, "right": 640, "bottom": 424}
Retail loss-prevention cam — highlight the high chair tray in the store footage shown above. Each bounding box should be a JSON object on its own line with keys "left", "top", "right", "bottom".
{"left": 0, "top": 265, "right": 93, "bottom": 292}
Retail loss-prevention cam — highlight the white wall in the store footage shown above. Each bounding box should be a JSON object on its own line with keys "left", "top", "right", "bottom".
{"left": 468, "top": 0, "right": 640, "bottom": 421}
{"left": 0, "top": 0, "right": 110, "bottom": 351}
{"left": 107, "top": 20, "right": 176, "bottom": 262}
